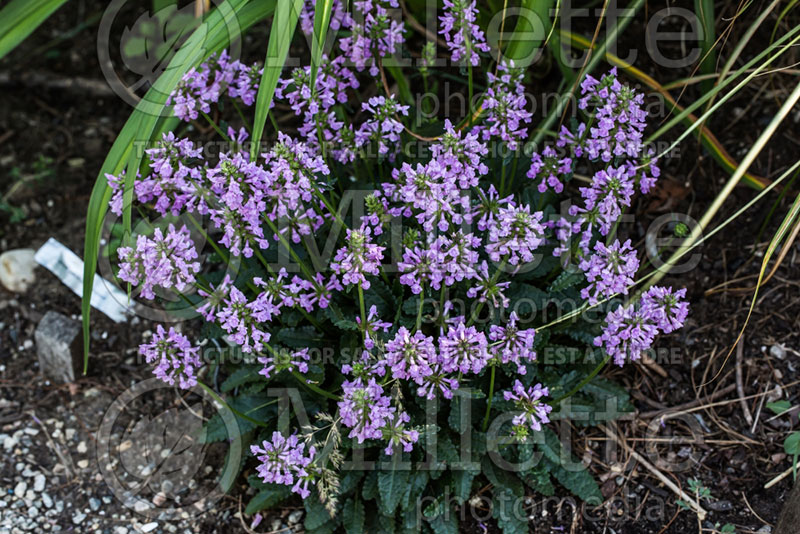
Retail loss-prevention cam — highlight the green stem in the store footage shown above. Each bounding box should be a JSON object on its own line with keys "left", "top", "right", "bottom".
{"left": 467, "top": 258, "right": 508, "bottom": 327}
{"left": 551, "top": 354, "right": 611, "bottom": 404}
{"left": 291, "top": 371, "right": 340, "bottom": 401}
{"left": 358, "top": 282, "right": 367, "bottom": 341}
{"left": 198, "top": 381, "right": 269, "bottom": 427}
{"left": 262, "top": 215, "right": 318, "bottom": 283}
{"left": 232, "top": 100, "right": 253, "bottom": 133}
{"left": 186, "top": 213, "right": 234, "bottom": 271}
{"left": 414, "top": 289, "right": 425, "bottom": 332}
{"left": 200, "top": 111, "right": 232, "bottom": 143}
{"left": 481, "top": 364, "right": 497, "bottom": 432}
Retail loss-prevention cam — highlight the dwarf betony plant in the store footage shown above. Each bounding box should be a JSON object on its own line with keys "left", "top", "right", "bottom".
{"left": 99, "top": 7, "right": 689, "bottom": 531}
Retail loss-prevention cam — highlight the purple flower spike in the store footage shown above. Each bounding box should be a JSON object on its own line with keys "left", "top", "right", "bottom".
{"left": 331, "top": 224, "right": 385, "bottom": 289}
{"left": 486, "top": 204, "right": 546, "bottom": 266}
{"left": 527, "top": 145, "right": 572, "bottom": 194}
{"left": 251, "top": 432, "right": 318, "bottom": 498}
{"left": 385, "top": 327, "right": 437, "bottom": 382}
{"left": 138, "top": 325, "right": 202, "bottom": 389}
{"left": 439, "top": 321, "right": 490, "bottom": 374}
{"left": 579, "top": 239, "right": 639, "bottom": 305}
{"left": 503, "top": 380, "right": 552, "bottom": 438}
{"left": 338, "top": 378, "right": 394, "bottom": 443}
{"left": 117, "top": 224, "right": 200, "bottom": 300}
{"left": 439, "top": 0, "right": 490, "bottom": 66}
{"left": 488, "top": 312, "right": 536, "bottom": 373}
{"left": 640, "top": 286, "right": 689, "bottom": 334}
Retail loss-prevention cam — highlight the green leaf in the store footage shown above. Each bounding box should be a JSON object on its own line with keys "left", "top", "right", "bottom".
{"left": 427, "top": 505, "right": 458, "bottom": 534}
{"left": 547, "top": 269, "right": 584, "bottom": 293}
{"left": 0, "top": 0, "right": 69, "bottom": 60}
{"left": 551, "top": 463, "right": 602, "bottom": 505}
{"left": 767, "top": 400, "right": 792, "bottom": 415}
{"left": 305, "top": 494, "right": 334, "bottom": 531}
{"left": 221, "top": 366, "right": 262, "bottom": 392}
{"left": 784, "top": 432, "right": 800, "bottom": 455}
{"left": 277, "top": 326, "right": 324, "bottom": 348}
{"left": 493, "top": 487, "right": 528, "bottom": 534}
{"left": 522, "top": 466, "right": 554, "bottom": 496}
{"left": 451, "top": 469, "right": 478, "bottom": 504}
{"left": 250, "top": 0, "right": 303, "bottom": 160}
{"left": 334, "top": 318, "right": 360, "bottom": 331}
{"left": 482, "top": 456, "right": 525, "bottom": 499}
{"left": 540, "top": 430, "right": 602, "bottom": 504}
{"left": 245, "top": 486, "right": 290, "bottom": 514}
{"left": 378, "top": 462, "right": 410, "bottom": 515}
{"left": 342, "top": 496, "right": 365, "bottom": 534}
{"left": 362, "top": 470, "right": 379, "bottom": 500}
{"left": 503, "top": 0, "right": 555, "bottom": 68}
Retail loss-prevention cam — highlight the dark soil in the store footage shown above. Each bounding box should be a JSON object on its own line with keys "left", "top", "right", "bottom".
{"left": 1, "top": 1, "right": 798, "bottom": 533}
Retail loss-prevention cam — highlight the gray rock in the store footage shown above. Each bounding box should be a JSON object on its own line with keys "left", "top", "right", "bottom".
{"left": 34, "top": 311, "right": 82, "bottom": 384}
{"left": 72, "top": 512, "right": 86, "bottom": 525}
{"left": 32, "top": 474, "right": 45, "bottom": 493}
{"left": 0, "top": 249, "right": 36, "bottom": 293}
{"left": 770, "top": 344, "right": 786, "bottom": 360}
{"left": 89, "top": 498, "right": 100, "bottom": 512}
{"left": 13, "top": 482, "right": 26, "bottom": 499}
{"left": 288, "top": 510, "right": 303, "bottom": 524}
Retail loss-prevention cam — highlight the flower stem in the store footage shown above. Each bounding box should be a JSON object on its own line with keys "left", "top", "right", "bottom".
{"left": 200, "top": 111, "right": 232, "bottom": 143}
{"left": 358, "top": 282, "right": 367, "bottom": 341}
{"left": 481, "top": 364, "right": 497, "bottom": 432}
{"left": 291, "top": 371, "right": 340, "bottom": 401}
{"left": 551, "top": 354, "right": 611, "bottom": 404}
{"left": 467, "top": 257, "right": 508, "bottom": 327}
{"left": 414, "top": 289, "right": 425, "bottom": 332}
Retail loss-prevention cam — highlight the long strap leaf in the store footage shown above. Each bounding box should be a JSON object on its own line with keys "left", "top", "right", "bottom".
{"left": 0, "top": 0, "right": 69, "bottom": 60}
{"left": 249, "top": 0, "right": 303, "bottom": 160}
{"left": 309, "top": 0, "right": 334, "bottom": 91}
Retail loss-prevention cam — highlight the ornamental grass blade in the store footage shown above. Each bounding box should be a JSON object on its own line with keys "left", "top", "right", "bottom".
{"left": 82, "top": 0, "right": 277, "bottom": 368}
{"left": 644, "top": 81, "right": 800, "bottom": 377}
{"left": 0, "top": 0, "right": 69, "bottom": 59}
{"left": 250, "top": 0, "right": 303, "bottom": 160}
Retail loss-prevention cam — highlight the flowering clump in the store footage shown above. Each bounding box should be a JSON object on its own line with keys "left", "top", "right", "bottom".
{"left": 595, "top": 286, "right": 689, "bottom": 366}
{"left": 105, "top": 14, "right": 691, "bottom": 521}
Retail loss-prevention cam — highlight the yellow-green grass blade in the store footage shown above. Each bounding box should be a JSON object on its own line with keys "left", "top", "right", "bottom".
{"left": 0, "top": 0, "right": 69, "bottom": 59}
{"left": 645, "top": 78, "right": 800, "bottom": 302}
{"left": 249, "top": 0, "right": 303, "bottom": 160}
{"left": 83, "top": 0, "right": 277, "bottom": 368}
{"left": 704, "top": 0, "right": 780, "bottom": 116}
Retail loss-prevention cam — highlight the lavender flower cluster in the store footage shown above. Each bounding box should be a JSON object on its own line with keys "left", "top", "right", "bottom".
{"left": 107, "top": 30, "right": 689, "bottom": 502}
